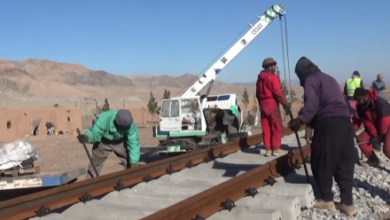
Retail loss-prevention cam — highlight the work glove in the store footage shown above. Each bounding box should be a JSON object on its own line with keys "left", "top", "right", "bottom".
{"left": 370, "top": 136, "right": 382, "bottom": 151}
{"left": 282, "top": 103, "right": 291, "bottom": 113}
{"left": 370, "top": 136, "right": 383, "bottom": 145}
{"left": 349, "top": 106, "right": 357, "bottom": 117}
{"left": 288, "top": 118, "right": 303, "bottom": 132}
{"left": 129, "top": 163, "right": 138, "bottom": 168}
{"left": 77, "top": 134, "right": 89, "bottom": 143}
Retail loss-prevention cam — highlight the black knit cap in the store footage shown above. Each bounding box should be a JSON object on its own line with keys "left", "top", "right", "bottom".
{"left": 353, "top": 88, "right": 369, "bottom": 100}
{"left": 352, "top": 71, "right": 360, "bottom": 77}
{"left": 115, "top": 109, "right": 133, "bottom": 128}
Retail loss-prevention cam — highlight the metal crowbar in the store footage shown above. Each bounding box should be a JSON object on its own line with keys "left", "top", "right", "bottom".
{"left": 77, "top": 128, "right": 99, "bottom": 178}
{"left": 287, "top": 109, "right": 310, "bottom": 183}
{"left": 356, "top": 141, "right": 370, "bottom": 145}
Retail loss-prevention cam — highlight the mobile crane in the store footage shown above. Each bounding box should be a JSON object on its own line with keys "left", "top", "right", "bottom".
{"left": 153, "top": 4, "right": 285, "bottom": 154}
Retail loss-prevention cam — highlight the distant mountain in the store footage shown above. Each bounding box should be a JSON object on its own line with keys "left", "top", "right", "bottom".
{"left": 0, "top": 58, "right": 253, "bottom": 99}
{"left": 232, "top": 82, "right": 256, "bottom": 87}
{"left": 127, "top": 73, "right": 232, "bottom": 88}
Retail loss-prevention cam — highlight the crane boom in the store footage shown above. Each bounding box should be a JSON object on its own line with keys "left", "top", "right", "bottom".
{"left": 181, "top": 4, "right": 285, "bottom": 98}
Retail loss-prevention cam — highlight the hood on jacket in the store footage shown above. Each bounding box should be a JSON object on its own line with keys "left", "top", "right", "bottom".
{"left": 355, "top": 88, "right": 378, "bottom": 101}
{"left": 367, "top": 89, "right": 379, "bottom": 101}
{"left": 294, "top": 57, "right": 321, "bottom": 87}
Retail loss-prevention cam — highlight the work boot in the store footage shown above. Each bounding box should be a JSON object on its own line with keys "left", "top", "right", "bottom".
{"left": 360, "top": 151, "right": 380, "bottom": 167}
{"left": 335, "top": 203, "right": 357, "bottom": 216}
{"left": 272, "top": 149, "right": 286, "bottom": 156}
{"left": 314, "top": 200, "right": 336, "bottom": 211}
{"left": 264, "top": 150, "right": 272, "bottom": 157}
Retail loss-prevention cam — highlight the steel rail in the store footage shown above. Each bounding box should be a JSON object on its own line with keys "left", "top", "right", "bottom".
{"left": 0, "top": 126, "right": 303, "bottom": 220}
{"left": 142, "top": 144, "right": 311, "bottom": 220}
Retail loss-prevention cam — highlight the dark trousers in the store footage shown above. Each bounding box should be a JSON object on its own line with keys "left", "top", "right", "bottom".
{"left": 311, "top": 116, "right": 357, "bottom": 205}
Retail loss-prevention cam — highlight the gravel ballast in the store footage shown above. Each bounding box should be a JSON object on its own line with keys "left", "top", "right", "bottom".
{"left": 302, "top": 151, "right": 390, "bottom": 220}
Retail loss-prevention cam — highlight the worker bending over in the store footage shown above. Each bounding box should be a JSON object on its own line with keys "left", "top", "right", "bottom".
{"left": 77, "top": 109, "right": 140, "bottom": 179}
{"left": 288, "top": 57, "right": 357, "bottom": 216}
{"left": 353, "top": 88, "right": 390, "bottom": 166}
{"left": 256, "top": 57, "right": 289, "bottom": 157}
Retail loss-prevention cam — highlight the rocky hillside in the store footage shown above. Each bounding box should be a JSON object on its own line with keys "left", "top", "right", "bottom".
{"left": 0, "top": 59, "right": 250, "bottom": 99}
{"left": 127, "top": 73, "right": 231, "bottom": 88}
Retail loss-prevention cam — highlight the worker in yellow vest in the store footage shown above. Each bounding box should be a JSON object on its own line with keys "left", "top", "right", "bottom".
{"left": 344, "top": 71, "right": 364, "bottom": 100}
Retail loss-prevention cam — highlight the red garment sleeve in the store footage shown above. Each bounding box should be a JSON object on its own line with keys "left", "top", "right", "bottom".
{"left": 378, "top": 116, "right": 390, "bottom": 135}
{"left": 352, "top": 117, "right": 361, "bottom": 132}
{"left": 374, "top": 98, "right": 390, "bottom": 135}
{"left": 270, "top": 75, "right": 287, "bottom": 105}
{"left": 361, "top": 117, "right": 378, "bottom": 137}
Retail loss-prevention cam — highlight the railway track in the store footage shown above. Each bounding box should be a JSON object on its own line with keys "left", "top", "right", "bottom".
{"left": 0, "top": 126, "right": 307, "bottom": 220}
{"left": 142, "top": 132, "right": 311, "bottom": 220}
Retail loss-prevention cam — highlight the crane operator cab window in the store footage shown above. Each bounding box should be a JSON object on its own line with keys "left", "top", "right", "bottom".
{"left": 159, "top": 99, "right": 182, "bottom": 132}
{"left": 181, "top": 99, "right": 202, "bottom": 131}
{"left": 161, "top": 100, "right": 179, "bottom": 117}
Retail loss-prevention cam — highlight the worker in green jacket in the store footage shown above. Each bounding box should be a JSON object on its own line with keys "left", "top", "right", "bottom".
{"left": 77, "top": 109, "right": 140, "bottom": 179}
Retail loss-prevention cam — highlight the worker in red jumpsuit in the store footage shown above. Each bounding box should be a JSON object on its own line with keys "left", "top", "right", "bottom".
{"left": 353, "top": 88, "right": 390, "bottom": 166}
{"left": 256, "top": 57, "right": 289, "bottom": 157}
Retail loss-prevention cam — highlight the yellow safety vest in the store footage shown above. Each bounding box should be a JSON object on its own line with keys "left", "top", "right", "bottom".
{"left": 346, "top": 78, "right": 361, "bottom": 97}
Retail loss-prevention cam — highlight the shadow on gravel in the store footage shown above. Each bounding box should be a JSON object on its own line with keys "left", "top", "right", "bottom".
{"left": 375, "top": 166, "right": 390, "bottom": 174}
{"left": 354, "top": 178, "right": 390, "bottom": 204}
{"left": 282, "top": 170, "right": 390, "bottom": 205}
{"left": 211, "top": 160, "right": 261, "bottom": 177}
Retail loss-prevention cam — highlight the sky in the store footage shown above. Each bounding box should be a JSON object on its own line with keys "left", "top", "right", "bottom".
{"left": 0, "top": 0, "right": 389, "bottom": 84}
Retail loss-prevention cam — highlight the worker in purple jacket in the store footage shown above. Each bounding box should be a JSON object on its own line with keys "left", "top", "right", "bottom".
{"left": 288, "top": 57, "right": 357, "bottom": 216}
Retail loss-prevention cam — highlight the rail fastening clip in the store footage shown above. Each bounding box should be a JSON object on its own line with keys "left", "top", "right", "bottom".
{"left": 221, "top": 198, "right": 236, "bottom": 211}
{"left": 245, "top": 185, "right": 258, "bottom": 198}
